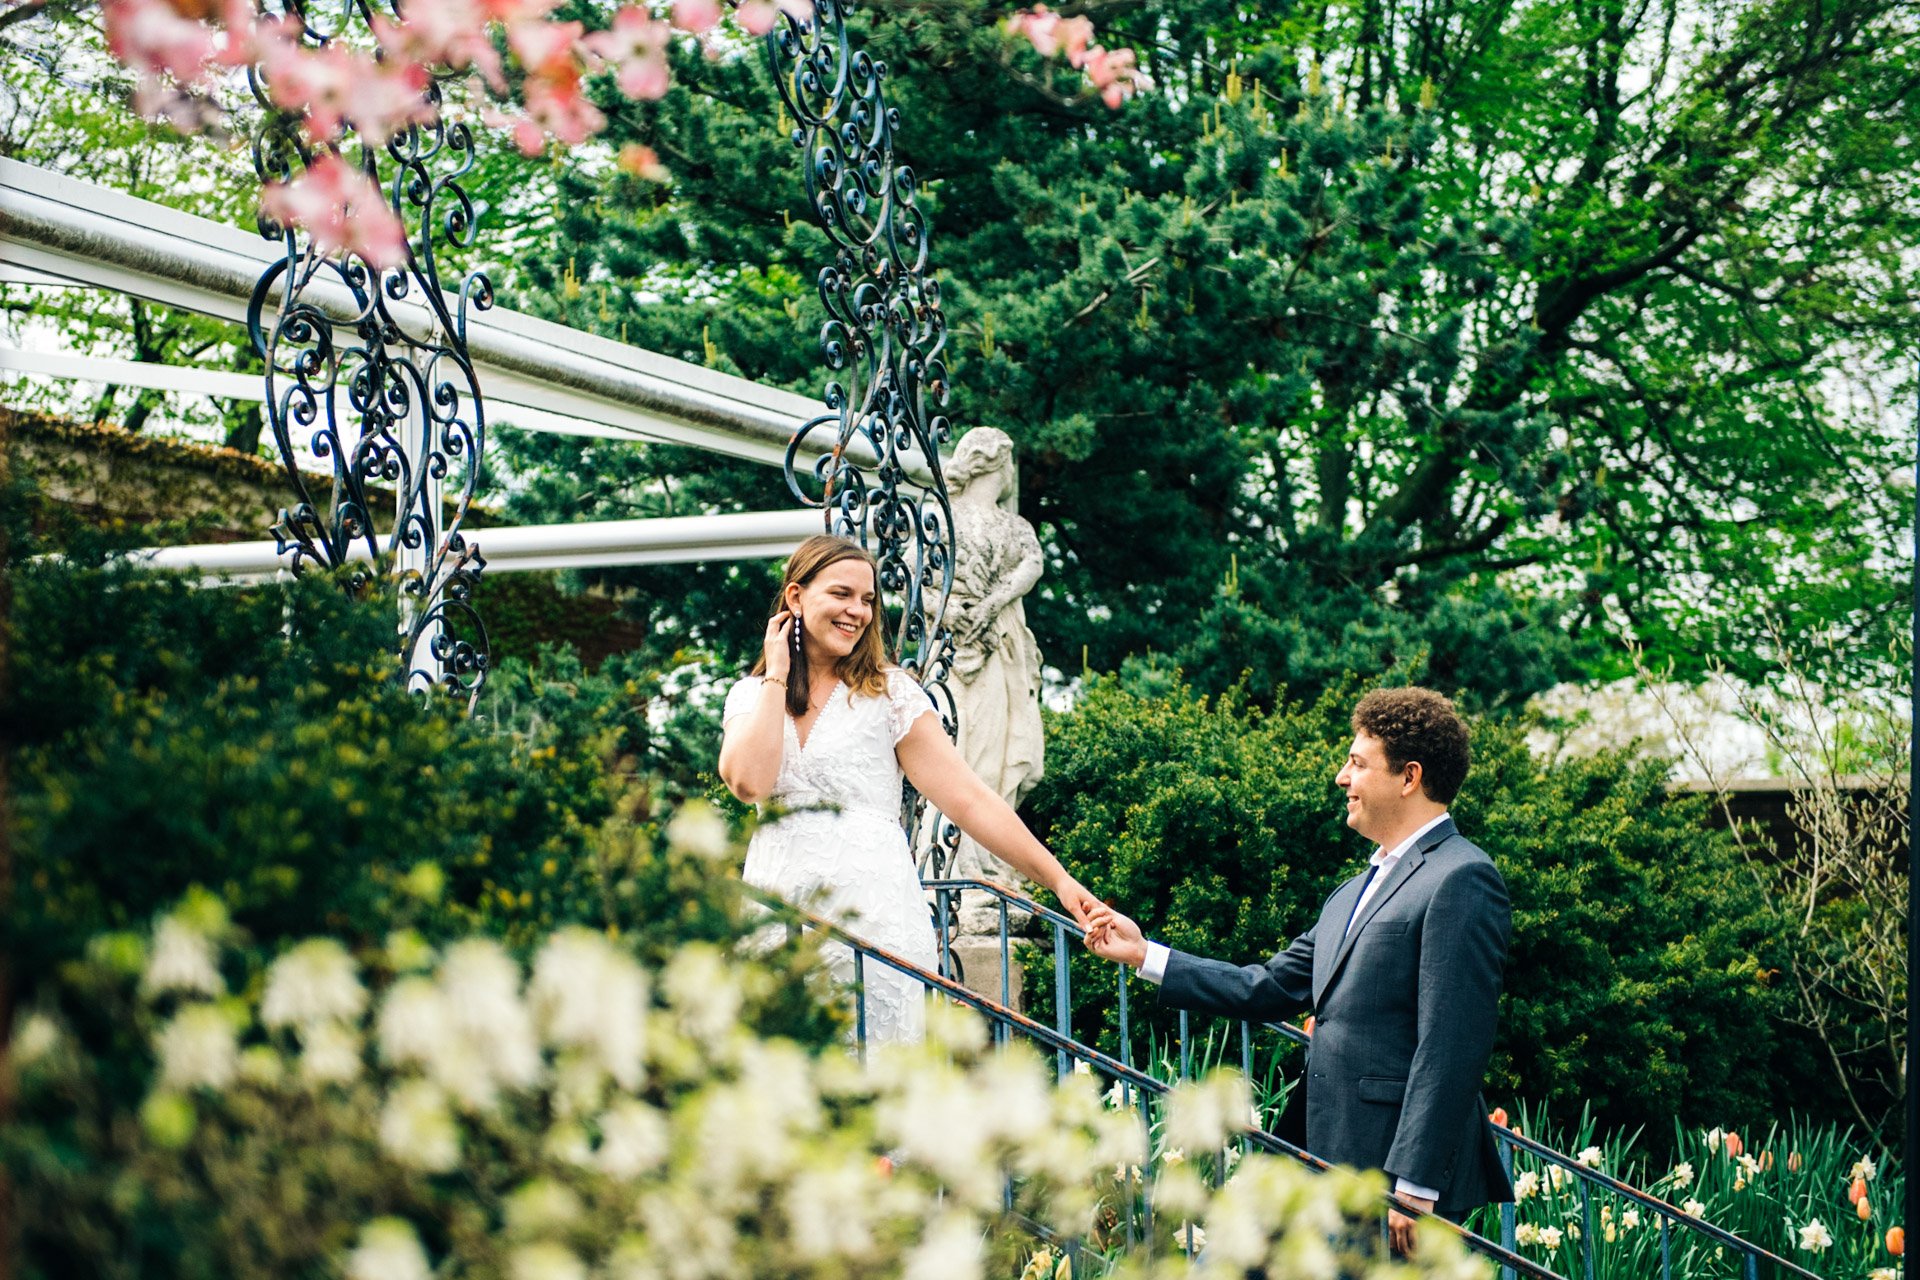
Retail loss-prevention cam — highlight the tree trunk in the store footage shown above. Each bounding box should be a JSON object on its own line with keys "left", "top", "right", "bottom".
{"left": 225, "top": 402, "right": 264, "bottom": 455}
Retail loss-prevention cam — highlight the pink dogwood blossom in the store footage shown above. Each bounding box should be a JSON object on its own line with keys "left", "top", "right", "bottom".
{"left": 1079, "top": 45, "right": 1142, "bottom": 108}
{"left": 1009, "top": 6, "right": 1093, "bottom": 63}
{"left": 671, "top": 0, "right": 722, "bottom": 34}
{"left": 97, "top": 0, "right": 1137, "bottom": 254}
{"left": 734, "top": 0, "right": 812, "bottom": 37}
{"left": 103, "top": 0, "right": 254, "bottom": 86}
{"left": 259, "top": 34, "right": 432, "bottom": 145}
{"left": 581, "top": 7, "right": 671, "bottom": 101}
{"left": 1006, "top": 5, "right": 1145, "bottom": 107}
{"left": 259, "top": 153, "right": 409, "bottom": 268}
{"left": 373, "top": 1, "right": 504, "bottom": 90}
{"left": 617, "top": 142, "right": 671, "bottom": 182}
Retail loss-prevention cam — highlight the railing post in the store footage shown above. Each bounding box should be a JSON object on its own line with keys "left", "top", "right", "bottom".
{"left": 1052, "top": 921, "right": 1071, "bottom": 1081}
{"left": 1179, "top": 1009, "right": 1192, "bottom": 1080}
{"left": 853, "top": 950, "right": 867, "bottom": 1063}
{"left": 936, "top": 887, "right": 951, "bottom": 980}
{"left": 1499, "top": 1138, "right": 1516, "bottom": 1280}
{"left": 1577, "top": 1179, "right": 1594, "bottom": 1280}
{"left": 998, "top": 897, "right": 1010, "bottom": 1008}
{"left": 1659, "top": 1212, "right": 1671, "bottom": 1280}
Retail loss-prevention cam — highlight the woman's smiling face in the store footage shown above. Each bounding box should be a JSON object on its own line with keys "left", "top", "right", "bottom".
{"left": 788, "top": 559, "right": 877, "bottom": 661}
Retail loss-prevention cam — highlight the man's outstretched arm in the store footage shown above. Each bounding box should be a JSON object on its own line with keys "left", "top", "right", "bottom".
{"left": 1086, "top": 904, "right": 1316, "bottom": 1023}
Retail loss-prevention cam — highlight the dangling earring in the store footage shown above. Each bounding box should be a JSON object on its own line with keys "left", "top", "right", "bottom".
{"left": 791, "top": 613, "right": 802, "bottom": 654}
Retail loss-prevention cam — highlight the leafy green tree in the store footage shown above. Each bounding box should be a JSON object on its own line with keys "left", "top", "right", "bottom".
{"left": 483, "top": 0, "right": 1916, "bottom": 700}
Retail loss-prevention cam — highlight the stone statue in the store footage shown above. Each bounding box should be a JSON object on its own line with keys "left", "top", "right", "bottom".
{"left": 934, "top": 427, "right": 1046, "bottom": 926}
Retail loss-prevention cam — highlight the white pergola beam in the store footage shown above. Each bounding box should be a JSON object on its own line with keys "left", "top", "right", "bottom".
{"left": 2, "top": 348, "right": 265, "bottom": 401}
{"left": 0, "top": 348, "right": 704, "bottom": 445}
{"left": 132, "top": 508, "right": 825, "bottom": 584}
{"left": 0, "top": 158, "right": 925, "bottom": 480}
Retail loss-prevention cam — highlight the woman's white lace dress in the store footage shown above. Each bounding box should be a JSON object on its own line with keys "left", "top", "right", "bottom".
{"left": 722, "top": 669, "right": 940, "bottom": 1043}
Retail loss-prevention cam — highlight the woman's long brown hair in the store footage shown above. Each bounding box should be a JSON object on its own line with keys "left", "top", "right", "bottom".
{"left": 749, "top": 535, "right": 891, "bottom": 716}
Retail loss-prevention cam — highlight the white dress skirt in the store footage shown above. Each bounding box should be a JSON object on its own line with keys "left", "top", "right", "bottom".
{"left": 722, "top": 669, "right": 941, "bottom": 1044}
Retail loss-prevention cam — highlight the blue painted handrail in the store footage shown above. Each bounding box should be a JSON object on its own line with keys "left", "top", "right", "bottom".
{"left": 751, "top": 885, "right": 1563, "bottom": 1280}
{"left": 920, "top": 877, "right": 1825, "bottom": 1280}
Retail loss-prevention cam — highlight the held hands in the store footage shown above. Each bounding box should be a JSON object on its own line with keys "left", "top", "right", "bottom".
{"left": 1081, "top": 903, "right": 1148, "bottom": 969}
{"left": 762, "top": 609, "right": 795, "bottom": 683}
{"left": 1050, "top": 876, "right": 1101, "bottom": 930}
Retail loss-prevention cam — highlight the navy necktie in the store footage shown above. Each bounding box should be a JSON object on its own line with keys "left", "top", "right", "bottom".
{"left": 1342, "top": 861, "right": 1382, "bottom": 938}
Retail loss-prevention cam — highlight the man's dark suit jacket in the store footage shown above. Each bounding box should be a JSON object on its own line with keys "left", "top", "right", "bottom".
{"left": 1158, "top": 816, "right": 1514, "bottom": 1216}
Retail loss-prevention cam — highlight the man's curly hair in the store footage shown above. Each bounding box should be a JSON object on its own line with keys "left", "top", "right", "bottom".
{"left": 1351, "top": 687, "right": 1471, "bottom": 804}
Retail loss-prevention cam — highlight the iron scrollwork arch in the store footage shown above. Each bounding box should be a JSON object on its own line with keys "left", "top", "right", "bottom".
{"left": 767, "top": 0, "right": 964, "bottom": 883}
{"left": 246, "top": 0, "right": 490, "bottom": 710}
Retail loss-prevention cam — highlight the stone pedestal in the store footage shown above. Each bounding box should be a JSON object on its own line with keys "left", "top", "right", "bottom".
{"left": 951, "top": 935, "right": 1028, "bottom": 1012}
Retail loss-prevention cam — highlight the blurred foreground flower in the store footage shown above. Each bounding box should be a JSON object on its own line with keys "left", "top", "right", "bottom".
{"left": 346, "top": 1218, "right": 432, "bottom": 1280}
{"left": 15, "top": 855, "right": 1493, "bottom": 1280}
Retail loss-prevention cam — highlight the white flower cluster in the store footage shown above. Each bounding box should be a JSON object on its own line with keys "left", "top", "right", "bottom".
{"left": 1162, "top": 1071, "right": 1256, "bottom": 1154}
{"left": 263, "top": 938, "right": 370, "bottom": 1087}
{"left": 1515, "top": 1222, "right": 1564, "bottom": 1249}
{"left": 1598, "top": 1202, "right": 1641, "bottom": 1242}
{"left": 1796, "top": 1219, "right": 1833, "bottom": 1252}
{"left": 137, "top": 906, "right": 241, "bottom": 1096}
{"left": 121, "top": 900, "right": 1488, "bottom": 1280}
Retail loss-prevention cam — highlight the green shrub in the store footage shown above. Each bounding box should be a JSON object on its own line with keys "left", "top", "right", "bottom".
{"left": 3, "top": 546, "right": 742, "bottom": 996}
{"left": 1025, "top": 672, "right": 1809, "bottom": 1141}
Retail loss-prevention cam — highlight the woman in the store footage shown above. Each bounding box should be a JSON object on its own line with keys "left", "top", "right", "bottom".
{"left": 719, "top": 535, "right": 1099, "bottom": 1044}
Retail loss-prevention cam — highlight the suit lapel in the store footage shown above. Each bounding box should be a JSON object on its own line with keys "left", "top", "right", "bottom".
{"left": 1312, "top": 870, "right": 1373, "bottom": 997}
{"left": 1314, "top": 817, "right": 1457, "bottom": 1005}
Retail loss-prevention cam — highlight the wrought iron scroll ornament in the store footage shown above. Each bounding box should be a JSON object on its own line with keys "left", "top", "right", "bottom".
{"left": 245, "top": 0, "right": 490, "bottom": 710}
{"left": 767, "top": 0, "right": 964, "bottom": 880}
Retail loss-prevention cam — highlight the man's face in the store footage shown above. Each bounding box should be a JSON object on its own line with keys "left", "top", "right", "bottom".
{"left": 1335, "top": 731, "right": 1410, "bottom": 842}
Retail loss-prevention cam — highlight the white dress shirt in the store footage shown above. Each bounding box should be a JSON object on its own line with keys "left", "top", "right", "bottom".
{"left": 1137, "top": 811, "right": 1450, "bottom": 1202}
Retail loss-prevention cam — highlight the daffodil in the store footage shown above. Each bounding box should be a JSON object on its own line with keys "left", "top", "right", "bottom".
{"left": 1798, "top": 1220, "right": 1834, "bottom": 1252}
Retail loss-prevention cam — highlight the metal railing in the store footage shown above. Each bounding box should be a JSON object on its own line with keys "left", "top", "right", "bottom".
{"left": 753, "top": 885, "right": 1561, "bottom": 1280}
{"left": 920, "top": 877, "right": 1827, "bottom": 1280}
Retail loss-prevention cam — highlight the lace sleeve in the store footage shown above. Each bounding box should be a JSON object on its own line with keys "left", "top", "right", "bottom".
{"left": 723, "top": 675, "right": 766, "bottom": 726}
{"left": 886, "top": 669, "right": 938, "bottom": 745}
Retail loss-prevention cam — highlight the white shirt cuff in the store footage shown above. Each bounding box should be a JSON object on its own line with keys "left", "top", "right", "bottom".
{"left": 1395, "top": 1177, "right": 1442, "bottom": 1203}
{"left": 1140, "top": 941, "right": 1171, "bottom": 984}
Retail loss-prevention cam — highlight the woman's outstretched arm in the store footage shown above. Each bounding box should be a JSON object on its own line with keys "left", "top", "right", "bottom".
{"left": 896, "top": 714, "right": 1099, "bottom": 926}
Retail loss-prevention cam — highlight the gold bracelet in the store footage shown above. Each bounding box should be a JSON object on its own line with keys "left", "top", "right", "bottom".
{"left": 765, "top": 675, "right": 788, "bottom": 689}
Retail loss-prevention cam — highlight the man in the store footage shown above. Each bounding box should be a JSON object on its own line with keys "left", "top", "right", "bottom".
{"left": 1085, "top": 687, "right": 1514, "bottom": 1252}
